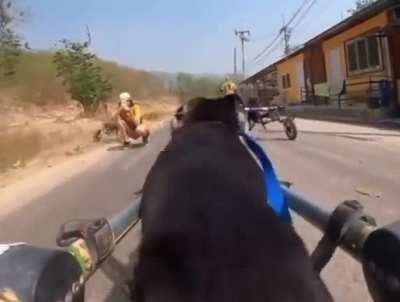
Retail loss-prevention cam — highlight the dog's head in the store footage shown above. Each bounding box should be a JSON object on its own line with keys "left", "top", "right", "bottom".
{"left": 174, "top": 94, "right": 243, "bottom": 132}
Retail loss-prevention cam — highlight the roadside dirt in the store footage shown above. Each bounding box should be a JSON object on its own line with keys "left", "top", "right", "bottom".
{"left": 0, "top": 97, "right": 178, "bottom": 192}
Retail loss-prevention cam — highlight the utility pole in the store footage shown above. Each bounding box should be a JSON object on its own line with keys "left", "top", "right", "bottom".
{"left": 234, "top": 47, "right": 237, "bottom": 74}
{"left": 235, "top": 29, "right": 251, "bottom": 76}
{"left": 282, "top": 26, "right": 292, "bottom": 56}
{"left": 280, "top": 15, "right": 292, "bottom": 56}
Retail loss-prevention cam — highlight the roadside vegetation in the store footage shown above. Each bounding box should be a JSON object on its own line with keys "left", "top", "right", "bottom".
{"left": 348, "top": 0, "right": 377, "bottom": 15}
{"left": 54, "top": 38, "right": 112, "bottom": 114}
{"left": 0, "top": 50, "right": 170, "bottom": 107}
{"left": 0, "top": 0, "right": 234, "bottom": 178}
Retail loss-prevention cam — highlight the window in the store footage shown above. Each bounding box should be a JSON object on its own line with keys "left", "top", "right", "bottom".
{"left": 282, "top": 74, "right": 291, "bottom": 89}
{"left": 368, "top": 36, "right": 380, "bottom": 67}
{"left": 346, "top": 36, "right": 382, "bottom": 74}
{"left": 395, "top": 7, "right": 400, "bottom": 21}
{"left": 348, "top": 43, "right": 358, "bottom": 72}
{"left": 357, "top": 39, "right": 368, "bottom": 70}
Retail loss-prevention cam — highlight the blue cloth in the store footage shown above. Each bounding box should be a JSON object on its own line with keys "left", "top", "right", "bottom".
{"left": 242, "top": 134, "right": 292, "bottom": 224}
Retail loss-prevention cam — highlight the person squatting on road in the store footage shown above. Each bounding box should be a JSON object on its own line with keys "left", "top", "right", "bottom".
{"left": 114, "top": 92, "right": 150, "bottom": 146}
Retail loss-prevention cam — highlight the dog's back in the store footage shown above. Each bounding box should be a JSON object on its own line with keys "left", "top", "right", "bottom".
{"left": 132, "top": 96, "right": 333, "bottom": 302}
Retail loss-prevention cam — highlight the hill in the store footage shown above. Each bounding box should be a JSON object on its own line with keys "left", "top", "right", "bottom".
{"left": 0, "top": 50, "right": 168, "bottom": 105}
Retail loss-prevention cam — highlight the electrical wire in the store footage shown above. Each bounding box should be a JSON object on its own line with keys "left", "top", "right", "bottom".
{"left": 291, "top": 0, "right": 318, "bottom": 30}
{"left": 293, "top": 0, "right": 333, "bottom": 36}
{"left": 285, "top": 0, "right": 312, "bottom": 27}
{"left": 252, "top": 32, "right": 282, "bottom": 61}
{"left": 253, "top": 39, "right": 283, "bottom": 66}
{"left": 251, "top": 0, "right": 312, "bottom": 62}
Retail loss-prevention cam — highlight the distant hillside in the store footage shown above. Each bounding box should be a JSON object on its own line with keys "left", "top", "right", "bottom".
{"left": 152, "top": 71, "right": 226, "bottom": 87}
{"left": 152, "top": 71, "right": 227, "bottom": 100}
{"left": 0, "top": 50, "right": 236, "bottom": 106}
{"left": 0, "top": 51, "right": 168, "bottom": 105}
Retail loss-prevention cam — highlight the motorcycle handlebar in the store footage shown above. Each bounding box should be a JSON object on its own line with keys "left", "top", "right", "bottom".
{"left": 283, "top": 185, "right": 400, "bottom": 301}
{"left": 282, "top": 186, "right": 331, "bottom": 232}
{"left": 244, "top": 106, "right": 286, "bottom": 112}
{"left": 1, "top": 188, "right": 399, "bottom": 301}
{"left": 109, "top": 197, "right": 141, "bottom": 245}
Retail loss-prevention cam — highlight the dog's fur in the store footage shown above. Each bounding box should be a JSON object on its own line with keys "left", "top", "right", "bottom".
{"left": 132, "top": 95, "right": 333, "bottom": 302}
{"left": 93, "top": 122, "right": 119, "bottom": 142}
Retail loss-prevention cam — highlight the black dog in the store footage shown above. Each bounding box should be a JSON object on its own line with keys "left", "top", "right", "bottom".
{"left": 132, "top": 95, "right": 333, "bottom": 302}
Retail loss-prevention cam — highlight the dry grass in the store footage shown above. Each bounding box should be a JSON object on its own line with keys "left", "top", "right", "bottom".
{"left": 0, "top": 118, "right": 101, "bottom": 174}
{"left": 0, "top": 128, "right": 43, "bottom": 172}
{"left": 0, "top": 97, "right": 177, "bottom": 175}
{"left": 0, "top": 51, "right": 169, "bottom": 106}
{"left": 140, "top": 98, "right": 178, "bottom": 129}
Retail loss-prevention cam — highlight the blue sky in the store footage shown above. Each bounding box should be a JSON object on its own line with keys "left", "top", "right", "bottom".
{"left": 19, "top": 0, "right": 357, "bottom": 75}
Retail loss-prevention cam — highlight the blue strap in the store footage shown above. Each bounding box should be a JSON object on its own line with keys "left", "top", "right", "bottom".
{"left": 242, "top": 134, "right": 292, "bottom": 224}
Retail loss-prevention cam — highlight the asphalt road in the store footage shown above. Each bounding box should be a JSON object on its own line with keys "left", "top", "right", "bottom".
{"left": 1, "top": 119, "right": 400, "bottom": 302}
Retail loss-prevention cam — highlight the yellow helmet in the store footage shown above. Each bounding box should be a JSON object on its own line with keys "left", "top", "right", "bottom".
{"left": 221, "top": 81, "right": 237, "bottom": 96}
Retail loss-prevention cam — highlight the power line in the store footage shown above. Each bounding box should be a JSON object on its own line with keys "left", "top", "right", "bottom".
{"left": 285, "top": 0, "right": 312, "bottom": 27}
{"left": 251, "top": 0, "right": 312, "bottom": 61}
{"left": 252, "top": 32, "right": 282, "bottom": 61}
{"left": 293, "top": 0, "right": 332, "bottom": 35}
{"left": 254, "top": 36, "right": 282, "bottom": 63}
{"left": 250, "top": 27, "right": 281, "bottom": 42}
{"left": 250, "top": 38, "right": 283, "bottom": 68}
{"left": 257, "top": 41, "right": 282, "bottom": 64}
{"left": 291, "top": 0, "right": 318, "bottom": 30}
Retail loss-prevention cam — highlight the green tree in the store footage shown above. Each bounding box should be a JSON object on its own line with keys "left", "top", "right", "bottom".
{"left": 175, "top": 72, "right": 223, "bottom": 101}
{"left": 54, "top": 39, "right": 112, "bottom": 114}
{"left": 348, "top": 0, "right": 377, "bottom": 15}
{"left": 0, "top": 0, "right": 25, "bottom": 78}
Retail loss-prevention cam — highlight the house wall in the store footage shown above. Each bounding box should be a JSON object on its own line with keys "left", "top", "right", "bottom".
{"left": 389, "top": 31, "right": 400, "bottom": 105}
{"left": 276, "top": 53, "right": 304, "bottom": 103}
{"left": 322, "top": 12, "right": 391, "bottom": 97}
{"left": 304, "top": 43, "right": 327, "bottom": 86}
{"left": 239, "top": 69, "right": 279, "bottom": 104}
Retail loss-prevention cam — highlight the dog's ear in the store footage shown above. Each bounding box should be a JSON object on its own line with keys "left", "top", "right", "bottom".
{"left": 181, "top": 97, "right": 240, "bottom": 131}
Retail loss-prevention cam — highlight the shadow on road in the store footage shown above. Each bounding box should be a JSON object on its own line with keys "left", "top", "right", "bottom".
{"left": 102, "top": 250, "right": 139, "bottom": 302}
{"left": 299, "top": 130, "right": 400, "bottom": 138}
{"left": 107, "top": 143, "right": 146, "bottom": 152}
{"left": 251, "top": 129, "right": 399, "bottom": 142}
{"left": 253, "top": 136, "right": 291, "bottom": 142}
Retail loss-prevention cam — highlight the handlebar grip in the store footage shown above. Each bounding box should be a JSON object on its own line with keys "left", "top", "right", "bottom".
{"left": 0, "top": 244, "right": 82, "bottom": 302}
{"left": 362, "top": 222, "right": 400, "bottom": 302}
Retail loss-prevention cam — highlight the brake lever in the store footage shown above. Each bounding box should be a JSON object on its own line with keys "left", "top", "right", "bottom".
{"left": 57, "top": 218, "right": 114, "bottom": 279}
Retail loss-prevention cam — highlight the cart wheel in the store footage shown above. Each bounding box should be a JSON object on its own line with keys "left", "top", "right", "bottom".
{"left": 260, "top": 117, "right": 269, "bottom": 132}
{"left": 284, "top": 118, "right": 297, "bottom": 140}
{"left": 248, "top": 120, "right": 255, "bottom": 131}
